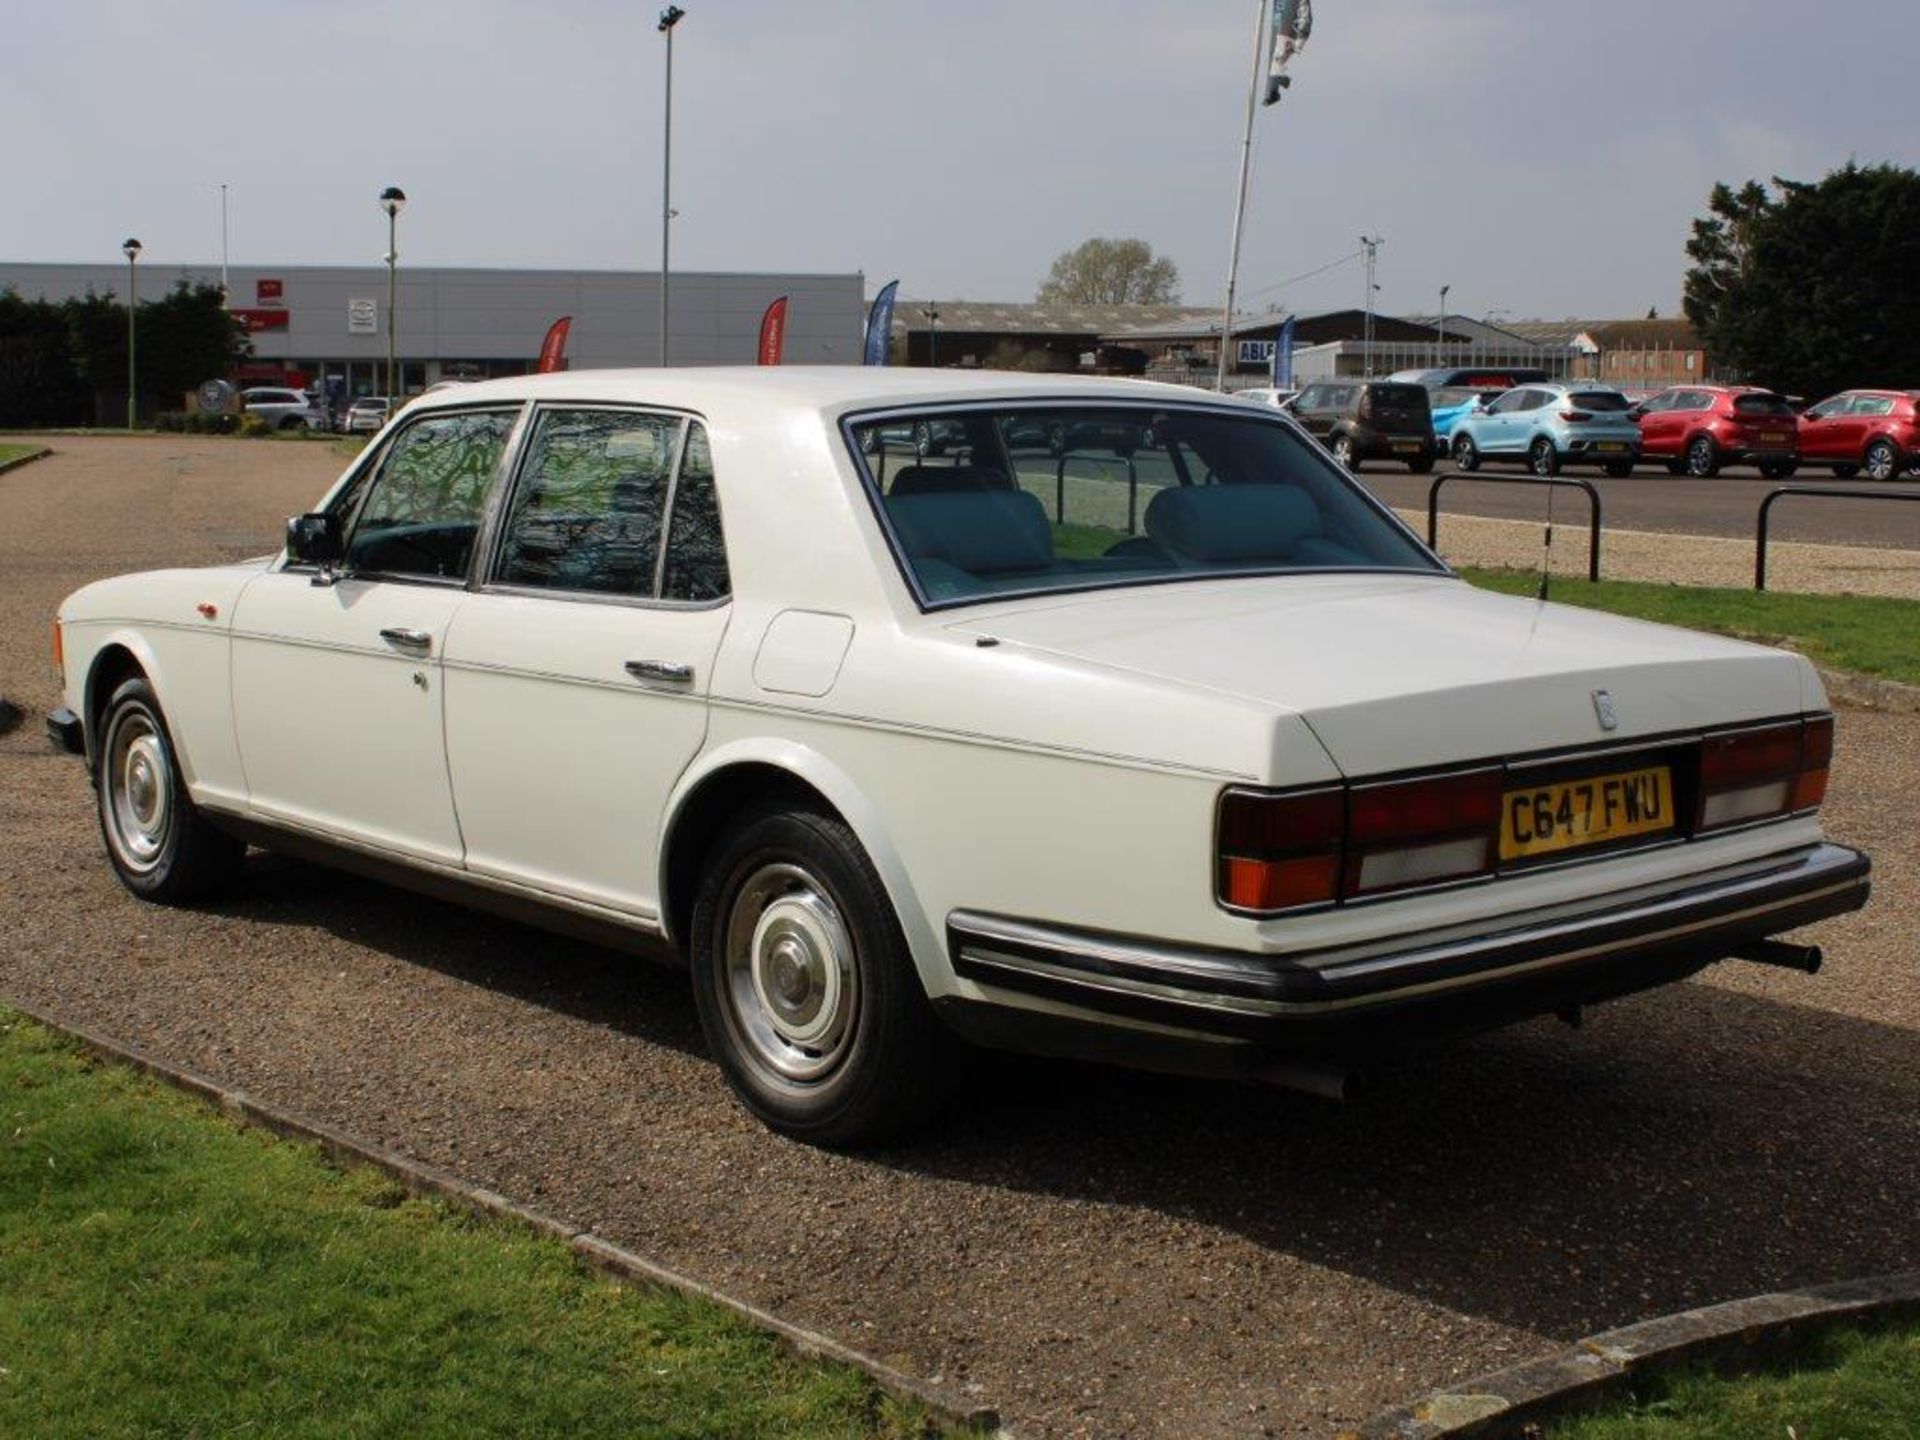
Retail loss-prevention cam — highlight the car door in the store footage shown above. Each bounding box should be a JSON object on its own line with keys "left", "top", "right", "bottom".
{"left": 1481, "top": 388, "right": 1530, "bottom": 452}
{"left": 1634, "top": 389, "right": 1679, "bottom": 457}
{"left": 441, "top": 405, "right": 732, "bottom": 920}
{"left": 229, "top": 405, "right": 522, "bottom": 864}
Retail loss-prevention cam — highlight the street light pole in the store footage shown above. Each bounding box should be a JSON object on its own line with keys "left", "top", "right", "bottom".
{"left": 122, "top": 238, "right": 141, "bottom": 429}
{"left": 1216, "top": 0, "right": 1269, "bottom": 393}
{"left": 658, "top": 5, "right": 685, "bottom": 368}
{"left": 379, "top": 186, "right": 406, "bottom": 401}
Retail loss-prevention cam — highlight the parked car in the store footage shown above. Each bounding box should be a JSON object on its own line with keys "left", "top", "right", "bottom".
{"left": 45, "top": 369, "right": 1870, "bottom": 1144}
{"left": 1391, "top": 366, "right": 1552, "bottom": 391}
{"left": 1451, "top": 384, "right": 1642, "bottom": 476}
{"left": 241, "top": 387, "right": 326, "bottom": 432}
{"left": 1629, "top": 386, "right": 1799, "bottom": 478}
{"left": 1797, "top": 390, "right": 1920, "bottom": 480}
{"left": 345, "top": 396, "right": 392, "bottom": 434}
{"left": 1428, "top": 386, "right": 1504, "bottom": 450}
{"left": 1233, "top": 387, "right": 1298, "bottom": 410}
{"left": 1289, "top": 379, "right": 1437, "bottom": 472}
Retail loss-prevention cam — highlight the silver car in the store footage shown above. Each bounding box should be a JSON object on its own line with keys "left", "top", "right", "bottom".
{"left": 1452, "top": 384, "right": 1643, "bottom": 477}
{"left": 344, "top": 397, "right": 392, "bottom": 434}
{"left": 241, "top": 387, "right": 326, "bottom": 433}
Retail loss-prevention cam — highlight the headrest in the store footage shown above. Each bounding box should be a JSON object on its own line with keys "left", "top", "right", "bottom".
{"left": 1144, "top": 485, "right": 1323, "bottom": 564}
{"left": 886, "top": 489, "right": 1053, "bottom": 575}
{"left": 889, "top": 464, "right": 1013, "bottom": 496}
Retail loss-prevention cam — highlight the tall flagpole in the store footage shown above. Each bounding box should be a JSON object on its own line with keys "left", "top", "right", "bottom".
{"left": 1215, "top": 0, "right": 1269, "bottom": 394}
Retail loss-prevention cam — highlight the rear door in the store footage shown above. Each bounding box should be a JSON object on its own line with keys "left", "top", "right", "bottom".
{"left": 441, "top": 405, "right": 732, "bottom": 920}
{"left": 1635, "top": 389, "right": 1680, "bottom": 457}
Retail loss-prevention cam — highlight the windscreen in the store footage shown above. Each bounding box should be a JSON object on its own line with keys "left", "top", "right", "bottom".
{"left": 849, "top": 405, "right": 1442, "bottom": 606}
{"left": 1568, "top": 391, "right": 1632, "bottom": 412}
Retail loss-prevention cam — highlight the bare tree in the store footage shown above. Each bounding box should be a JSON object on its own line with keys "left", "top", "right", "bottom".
{"left": 1036, "top": 238, "right": 1180, "bottom": 306}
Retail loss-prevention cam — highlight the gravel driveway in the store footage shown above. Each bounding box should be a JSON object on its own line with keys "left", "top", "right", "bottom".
{"left": 4, "top": 436, "right": 1916, "bottom": 1439}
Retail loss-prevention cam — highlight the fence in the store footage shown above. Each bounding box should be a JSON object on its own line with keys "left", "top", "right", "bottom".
{"left": 1428, "top": 473, "right": 1605, "bottom": 584}
{"left": 1754, "top": 485, "right": 1920, "bottom": 590}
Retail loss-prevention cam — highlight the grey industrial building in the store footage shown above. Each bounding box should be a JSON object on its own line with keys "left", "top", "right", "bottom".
{"left": 0, "top": 261, "right": 865, "bottom": 399}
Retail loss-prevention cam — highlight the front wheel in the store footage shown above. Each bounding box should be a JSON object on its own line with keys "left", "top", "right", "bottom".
{"left": 1528, "top": 437, "right": 1561, "bottom": 477}
{"left": 1603, "top": 459, "right": 1635, "bottom": 478}
{"left": 689, "top": 805, "right": 957, "bottom": 1147}
{"left": 1452, "top": 435, "right": 1481, "bottom": 472}
{"left": 1406, "top": 455, "right": 1435, "bottom": 475}
{"left": 1758, "top": 460, "right": 1798, "bottom": 480}
{"left": 96, "top": 677, "right": 244, "bottom": 903}
{"left": 1331, "top": 435, "right": 1359, "bottom": 472}
{"left": 1685, "top": 434, "right": 1721, "bottom": 478}
{"left": 1832, "top": 464, "right": 1859, "bottom": 479}
{"left": 1864, "top": 439, "right": 1900, "bottom": 481}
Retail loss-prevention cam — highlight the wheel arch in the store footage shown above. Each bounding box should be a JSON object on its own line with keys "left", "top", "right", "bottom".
{"left": 656, "top": 740, "right": 941, "bottom": 988}
{"left": 82, "top": 633, "right": 167, "bottom": 770}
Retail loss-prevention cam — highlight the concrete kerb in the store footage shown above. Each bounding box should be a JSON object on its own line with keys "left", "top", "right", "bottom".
{"left": 1345, "top": 1270, "right": 1920, "bottom": 1439}
{"left": 0, "top": 444, "right": 53, "bottom": 476}
{"left": 4, "top": 996, "right": 1008, "bottom": 1438}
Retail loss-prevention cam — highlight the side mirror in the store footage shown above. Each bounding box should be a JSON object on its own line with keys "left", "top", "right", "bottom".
{"left": 1626, "top": 406, "right": 1645, "bottom": 421}
{"left": 286, "top": 512, "right": 343, "bottom": 570}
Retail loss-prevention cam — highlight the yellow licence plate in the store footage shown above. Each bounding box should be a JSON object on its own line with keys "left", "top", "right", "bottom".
{"left": 1500, "top": 765, "right": 1674, "bottom": 861}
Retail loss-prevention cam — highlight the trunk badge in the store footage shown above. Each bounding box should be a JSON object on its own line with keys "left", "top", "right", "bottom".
{"left": 1592, "top": 689, "right": 1620, "bottom": 731}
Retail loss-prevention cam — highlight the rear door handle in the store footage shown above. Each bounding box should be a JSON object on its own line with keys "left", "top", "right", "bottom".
{"left": 379, "top": 627, "right": 433, "bottom": 653}
{"left": 625, "top": 659, "right": 694, "bottom": 684}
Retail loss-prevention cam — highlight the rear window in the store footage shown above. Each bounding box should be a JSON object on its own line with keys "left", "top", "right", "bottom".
{"left": 1568, "top": 391, "right": 1631, "bottom": 412}
{"left": 847, "top": 405, "right": 1442, "bottom": 608}
{"left": 1734, "top": 394, "right": 1794, "bottom": 416}
{"left": 1368, "top": 384, "right": 1429, "bottom": 411}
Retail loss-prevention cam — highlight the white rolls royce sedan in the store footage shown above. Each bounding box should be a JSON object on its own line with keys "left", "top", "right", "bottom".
{"left": 47, "top": 369, "right": 1870, "bottom": 1144}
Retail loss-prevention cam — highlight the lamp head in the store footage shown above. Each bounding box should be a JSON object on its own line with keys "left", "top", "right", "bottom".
{"left": 122, "top": 237, "right": 142, "bottom": 262}
{"left": 658, "top": 5, "right": 685, "bottom": 31}
{"left": 379, "top": 186, "right": 407, "bottom": 217}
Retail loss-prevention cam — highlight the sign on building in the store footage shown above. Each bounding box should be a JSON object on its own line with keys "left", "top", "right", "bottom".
{"left": 347, "top": 298, "right": 378, "bottom": 335}
{"left": 1238, "top": 339, "right": 1277, "bottom": 366}
{"left": 256, "top": 278, "right": 285, "bottom": 306}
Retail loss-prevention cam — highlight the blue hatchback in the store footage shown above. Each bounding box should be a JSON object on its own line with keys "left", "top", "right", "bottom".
{"left": 1451, "top": 384, "right": 1642, "bottom": 476}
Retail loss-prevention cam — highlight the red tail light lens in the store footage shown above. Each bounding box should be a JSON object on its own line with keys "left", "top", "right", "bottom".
{"left": 1218, "top": 788, "right": 1343, "bottom": 912}
{"left": 1345, "top": 770, "right": 1501, "bottom": 898}
{"left": 1558, "top": 409, "right": 1593, "bottom": 423}
{"left": 1698, "top": 716, "right": 1832, "bottom": 831}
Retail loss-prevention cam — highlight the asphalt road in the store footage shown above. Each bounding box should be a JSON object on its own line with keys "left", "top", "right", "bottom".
{"left": 3, "top": 435, "right": 1917, "bottom": 1439}
{"left": 1361, "top": 463, "right": 1920, "bottom": 551}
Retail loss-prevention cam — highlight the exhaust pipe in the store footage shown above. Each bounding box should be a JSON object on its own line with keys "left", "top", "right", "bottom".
{"left": 1257, "top": 1058, "right": 1361, "bottom": 1102}
{"left": 1733, "top": 939, "right": 1823, "bottom": 975}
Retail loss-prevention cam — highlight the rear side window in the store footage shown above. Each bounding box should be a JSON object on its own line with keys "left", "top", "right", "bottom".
{"left": 342, "top": 409, "right": 518, "bottom": 580}
{"left": 1568, "top": 391, "right": 1631, "bottom": 412}
{"left": 661, "top": 424, "right": 730, "bottom": 602}
{"left": 1734, "top": 393, "right": 1795, "bottom": 417}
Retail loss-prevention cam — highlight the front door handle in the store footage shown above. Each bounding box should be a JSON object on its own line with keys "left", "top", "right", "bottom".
{"left": 625, "top": 659, "right": 694, "bottom": 684}
{"left": 380, "top": 627, "right": 433, "bottom": 653}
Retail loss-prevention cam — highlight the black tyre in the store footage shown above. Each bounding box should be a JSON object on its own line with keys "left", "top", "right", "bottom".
{"left": 1603, "top": 459, "right": 1635, "bottom": 478}
{"left": 1665, "top": 458, "right": 1689, "bottom": 476}
{"left": 278, "top": 416, "right": 306, "bottom": 432}
{"left": 1331, "top": 434, "right": 1359, "bottom": 472}
{"left": 689, "top": 804, "right": 957, "bottom": 1147}
{"left": 1685, "top": 434, "right": 1721, "bottom": 478}
{"left": 1864, "top": 439, "right": 1900, "bottom": 482}
{"left": 1406, "top": 455, "right": 1435, "bottom": 475}
{"left": 1528, "top": 437, "right": 1561, "bottom": 477}
{"left": 1452, "top": 435, "right": 1480, "bottom": 472}
{"left": 95, "top": 677, "right": 244, "bottom": 904}
{"left": 1758, "top": 460, "right": 1798, "bottom": 480}
{"left": 1832, "top": 464, "right": 1859, "bottom": 479}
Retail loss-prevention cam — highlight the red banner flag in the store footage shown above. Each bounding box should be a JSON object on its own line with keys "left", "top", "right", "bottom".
{"left": 536, "top": 316, "right": 573, "bottom": 373}
{"left": 757, "top": 296, "right": 789, "bottom": 366}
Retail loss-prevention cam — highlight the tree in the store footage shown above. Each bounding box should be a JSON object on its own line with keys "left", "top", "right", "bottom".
{"left": 1036, "top": 238, "right": 1180, "bottom": 306}
{"left": 1683, "top": 164, "right": 1920, "bottom": 398}
{"left": 0, "top": 289, "right": 90, "bottom": 426}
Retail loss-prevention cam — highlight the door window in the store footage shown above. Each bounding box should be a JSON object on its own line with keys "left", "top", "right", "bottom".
{"left": 342, "top": 408, "right": 518, "bottom": 580}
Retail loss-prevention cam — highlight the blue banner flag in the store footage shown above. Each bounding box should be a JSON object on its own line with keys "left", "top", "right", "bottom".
{"left": 1272, "top": 314, "right": 1297, "bottom": 388}
{"left": 863, "top": 280, "right": 899, "bottom": 366}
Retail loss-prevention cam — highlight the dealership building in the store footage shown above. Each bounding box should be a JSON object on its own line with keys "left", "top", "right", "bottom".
{"left": 0, "top": 262, "right": 865, "bottom": 399}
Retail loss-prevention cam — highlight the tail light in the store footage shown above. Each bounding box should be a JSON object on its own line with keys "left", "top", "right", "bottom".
{"left": 1697, "top": 716, "right": 1831, "bottom": 831}
{"left": 1218, "top": 788, "right": 1344, "bottom": 912}
{"left": 1558, "top": 409, "right": 1593, "bottom": 423}
{"left": 51, "top": 620, "right": 64, "bottom": 678}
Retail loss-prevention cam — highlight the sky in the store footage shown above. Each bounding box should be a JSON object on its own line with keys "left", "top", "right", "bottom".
{"left": 4, "top": 0, "right": 1914, "bottom": 323}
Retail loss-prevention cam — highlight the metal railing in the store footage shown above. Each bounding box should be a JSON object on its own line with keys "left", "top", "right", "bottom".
{"left": 1754, "top": 484, "right": 1920, "bottom": 590}
{"left": 1427, "top": 473, "right": 1604, "bottom": 584}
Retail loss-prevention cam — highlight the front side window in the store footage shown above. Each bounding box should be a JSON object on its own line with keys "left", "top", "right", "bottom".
{"left": 342, "top": 408, "right": 518, "bottom": 579}
{"left": 849, "top": 404, "right": 1441, "bottom": 607}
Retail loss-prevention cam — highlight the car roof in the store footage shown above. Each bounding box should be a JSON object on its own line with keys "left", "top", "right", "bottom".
{"left": 397, "top": 366, "right": 1258, "bottom": 424}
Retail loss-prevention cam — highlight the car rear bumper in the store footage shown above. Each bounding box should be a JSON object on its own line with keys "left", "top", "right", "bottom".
{"left": 45, "top": 706, "right": 85, "bottom": 756}
{"left": 947, "top": 842, "right": 1869, "bottom": 1056}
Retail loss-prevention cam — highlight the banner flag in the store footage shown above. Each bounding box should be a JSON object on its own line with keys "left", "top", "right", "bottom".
{"left": 863, "top": 280, "right": 899, "bottom": 366}
{"left": 1264, "top": 0, "right": 1313, "bottom": 105}
{"left": 1272, "top": 314, "right": 1297, "bottom": 388}
{"left": 536, "top": 316, "right": 573, "bottom": 373}
{"left": 757, "top": 296, "right": 790, "bottom": 366}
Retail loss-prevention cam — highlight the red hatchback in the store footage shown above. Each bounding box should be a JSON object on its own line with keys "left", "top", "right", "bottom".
{"left": 1798, "top": 391, "right": 1920, "bottom": 480}
{"left": 1629, "top": 385, "right": 1800, "bottom": 478}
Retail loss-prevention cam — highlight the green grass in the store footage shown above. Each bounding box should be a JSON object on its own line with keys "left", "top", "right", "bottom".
{"left": 1549, "top": 1326, "right": 1920, "bottom": 1439}
{"left": 0, "top": 1011, "right": 947, "bottom": 1440}
{"left": 1463, "top": 567, "right": 1920, "bottom": 687}
{"left": 0, "top": 442, "right": 46, "bottom": 467}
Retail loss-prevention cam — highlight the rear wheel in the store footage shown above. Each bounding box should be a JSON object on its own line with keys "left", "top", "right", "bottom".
{"left": 1665, "top": 459, "right": 1689, "bottom": 476}
{"left": 1685, "top": 434, "right": 1721, "bottom": 478}
{"left": 278, "top": 416, "right": 306, "bottom": 432}
{"left": 1406, "top": 455, "right": 1435, "bottom": 475}
{"left": 1331, "top": 434, "right": 1359, "bottom": 472}
{"left": 96, "top": 677, "right": 244, "bottom": 904}
{"left": 1603, "top": 459, "right": 1635, "bottom": 478}
{"left": 689, "top": 804, "right": 957, "bottom": 1147}
{"left": 1758, "top": 459, "right": 1798, "bottom": 480}
{"left": 1452, "top": 435, "right": 1481, "bottom": 472}
{"left": 1528, "top": 437, "right": 1560, "bottom": 477}
{"left": 1864, "top": 439, "right": 1900, "bottom": 481}
{"left": 1832, "top": 464, "right": 1859, "bottom": 479}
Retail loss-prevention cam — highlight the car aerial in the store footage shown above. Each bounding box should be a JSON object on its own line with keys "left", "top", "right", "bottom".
{"left": 345, "top": 396, "right": 392, "bottom": 434}
{"left": 1427, "top": 386, "right": 1504, "bottom": 451}
{"left": 1629, "top": 385, "right": 1799, "bottom": 478}
{"left": 241, "top": 386, "right": 326, "bottom": 432}
{"left": 1288, "top": 379, "right": 1437, "bottom": 472}
{"left": 46, "top": 369, "right": 1870, "bottom": 1146}
{"left": 1451, "top": 384, "right": 1643, "bottom": 477}
{"left": 1797, "top": 390, "right": 1920, "bottom": 480}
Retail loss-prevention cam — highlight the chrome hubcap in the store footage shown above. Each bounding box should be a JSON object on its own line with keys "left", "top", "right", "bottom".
{"left": 1867, "top": 447, "right": 1894, "bottom": 480}
{"left": 722, "top": 862, "right": 857, "bottom": 1085}
{"left": 104, "top": 708, "right": 171, "bottom": 872}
